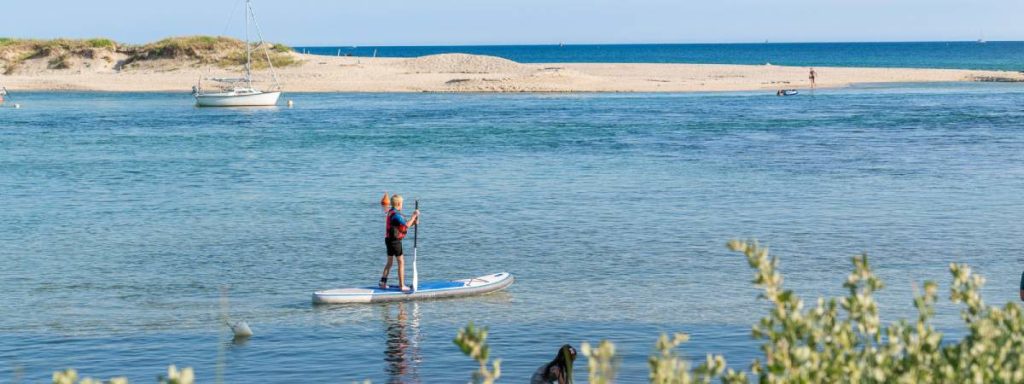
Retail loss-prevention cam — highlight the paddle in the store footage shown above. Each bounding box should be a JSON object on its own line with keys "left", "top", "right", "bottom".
{"left": 412, "top": 199, "right": 419, "bottom": 292}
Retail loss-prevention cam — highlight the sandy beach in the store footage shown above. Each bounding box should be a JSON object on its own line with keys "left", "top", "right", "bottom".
{"left": 2, "top": 52, "right": 1023, "bottom": 93}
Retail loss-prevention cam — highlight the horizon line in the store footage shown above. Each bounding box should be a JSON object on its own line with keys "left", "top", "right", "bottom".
{"left": 5, "top": 35, "right": 1018, "bottom": 47}
{"left": 289, "top": 39, "right": 1016, "bottom": 48}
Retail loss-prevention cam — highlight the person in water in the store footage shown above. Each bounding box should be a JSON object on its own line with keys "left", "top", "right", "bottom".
{"left": 380, "top": 194, "right": 420, "bottom": 291}
{"left": 531, "top": 344, "right": 576, "bottom": 384}
{"left": 1019, "top": 271, "right": 1024, "bottom": 301}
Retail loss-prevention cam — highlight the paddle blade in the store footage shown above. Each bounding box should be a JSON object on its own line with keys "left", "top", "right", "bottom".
{"left": 412, "top": 248, "right": 418, "bottom": 292}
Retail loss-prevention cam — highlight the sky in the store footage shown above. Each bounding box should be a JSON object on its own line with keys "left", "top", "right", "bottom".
{"left": 3, "top": 0, "right": 1023, "bottom": 46}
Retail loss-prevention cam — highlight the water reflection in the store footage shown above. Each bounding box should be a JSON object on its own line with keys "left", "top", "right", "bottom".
{"left": 230, "top": 335, "right": 251, "bottom": 347}
{"left": 382, "top": 302, "right": 421, "bottom": 383}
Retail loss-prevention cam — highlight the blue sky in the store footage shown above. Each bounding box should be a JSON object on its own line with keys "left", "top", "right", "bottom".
{"left": 4, "top": 0, "right": 1022, "bottom": 45}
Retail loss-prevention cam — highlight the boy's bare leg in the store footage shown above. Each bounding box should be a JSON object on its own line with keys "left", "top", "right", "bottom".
{"left": 380, "top": 256, "right": 394, "bottom": 288}
{"left": 397, "top": 255, "right": 407, "bottom": 291}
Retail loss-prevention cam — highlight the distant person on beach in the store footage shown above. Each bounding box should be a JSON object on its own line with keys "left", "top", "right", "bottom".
{"left": 809, "top": 68, "right": 817, "bottom": 87}
{"left": 531, "top": 344, "right": 576, "bottom": 384}
{"left": 380, "top": 194, "right": 420, "bottom": 291}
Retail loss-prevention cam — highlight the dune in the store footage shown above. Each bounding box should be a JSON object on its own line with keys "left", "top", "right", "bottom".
{"left": 2, "top": 37, "right": 1022, "bottom": 93}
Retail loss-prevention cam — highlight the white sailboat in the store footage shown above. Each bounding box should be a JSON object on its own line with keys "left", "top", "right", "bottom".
{"left": 194, "top": 0, "right": 282, "bottom": 107}
{"left": 0, "top": 86, "right": 19, "bottom": 108}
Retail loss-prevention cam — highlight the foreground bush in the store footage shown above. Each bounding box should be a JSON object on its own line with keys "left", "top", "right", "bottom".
{"left": 52, "top": 365, "right": 192, "bottom": 384}
{"left": 459, "top": 239, "right": 1024, "bottom": 383}
{"left": 722, "top": 239, "right": 1024, "bottom": 383}
{"left": 454, "top": 322, "right": 502, "bottom": 384}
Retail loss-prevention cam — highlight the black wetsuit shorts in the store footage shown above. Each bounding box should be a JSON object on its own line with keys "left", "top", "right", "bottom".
{"left": 385, "top": 238, "right": 403, "bottom": 257}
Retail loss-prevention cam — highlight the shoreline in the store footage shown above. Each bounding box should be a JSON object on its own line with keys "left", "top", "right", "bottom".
{"left": 2, "top": 53, "right": 1022, "bottom": 93}
{"left": 2, "top": 81, "right": 1014, "bottom": 95}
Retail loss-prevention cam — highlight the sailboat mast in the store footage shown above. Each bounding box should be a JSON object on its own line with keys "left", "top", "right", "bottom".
{"left": 247, "top": 0, "right": 282, "bottom": 91}
{"left": 244, "top": 0, "right": 253, "bottom": 88}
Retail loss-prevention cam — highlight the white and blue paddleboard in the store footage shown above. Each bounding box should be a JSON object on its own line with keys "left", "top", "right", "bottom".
{"left": 312, "top": 272, "right": 514, "bottom": 304}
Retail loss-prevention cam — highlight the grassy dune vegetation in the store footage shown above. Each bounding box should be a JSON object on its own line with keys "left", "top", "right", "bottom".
{"left": 127, "top": 36, "right": 296, "bottom": 68}
{"left": 0, "top": 36, "right": 297, "bottom": 74}
{"left": 0, "top": 38, "right": 120, "bottom": 74}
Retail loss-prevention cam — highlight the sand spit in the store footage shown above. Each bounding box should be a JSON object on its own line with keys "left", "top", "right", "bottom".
{"left": 3, "top": 52, "right": 1023, "bottom": 93}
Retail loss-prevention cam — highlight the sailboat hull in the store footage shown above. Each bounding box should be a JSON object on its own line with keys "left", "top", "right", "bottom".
{"left": 195, "top": 91, "right": 281, "bottom": 107}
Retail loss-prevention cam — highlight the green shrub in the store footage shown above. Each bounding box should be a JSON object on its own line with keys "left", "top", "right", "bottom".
{"left": 86, "top": 38, "right": 115, "bottom": 49}
{"left": 51, "top": 366, "right": 192, "bottom": 384}
{"left": 271, "top": 43, "right": 292, "bottom": 53}
{"left": 158, "top": 365, "right": 194, "bottom": 384}
{"left": 458, "top": 239, "right": 1024, "bottom": 383}
{"left": 454, "top": 322, "right": 501, "bottom": 384}
{"left": 724, "top": 239, "right": 1024, "bottom": 383}
{"left": 581, "top": 339, "right": 619, "bottom": 384}
{"left": 194, "top": 36, "right": 217, "bottom": 45}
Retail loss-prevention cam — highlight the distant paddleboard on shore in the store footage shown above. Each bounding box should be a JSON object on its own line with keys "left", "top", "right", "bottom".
{"left": 313, "top": 272, "right": 514, "bottom": 304}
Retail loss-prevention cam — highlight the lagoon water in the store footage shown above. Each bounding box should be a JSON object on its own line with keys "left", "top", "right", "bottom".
{"left": 2, "top": 83, "right": 1024, "bottom": 382}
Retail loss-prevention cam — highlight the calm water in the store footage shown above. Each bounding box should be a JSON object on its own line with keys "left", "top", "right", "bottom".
{"left": 296, "top": 41, "right": 1024, "bottom": 71}
{"left": 3, "top": 84, "right": 1024, "bottom": 382}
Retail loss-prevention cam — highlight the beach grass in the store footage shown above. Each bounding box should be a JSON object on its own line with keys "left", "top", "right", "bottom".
{"left": 132, "top": 36, "right": 244, "bottom": 61}
{"left": 271, "top": 43, "right": 292, "bottom": 53}
{"left": 0, "top": 38, "right": 117, "bottom": 53}
{"left": 86, "top": 38, "right": 116, "bottom": 49}
{"left": 0, "top": 36, "right": 299, "bottom": 74}
{"left": 219, "top": 48, "right": 298, "bottom": 69}
{"left": 118, "top": 36, "right": 297, "bottom": 69}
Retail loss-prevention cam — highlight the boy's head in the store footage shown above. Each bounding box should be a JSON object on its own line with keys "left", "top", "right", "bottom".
{"left": 391, "top": 195, "right": 404, "bottom": 210}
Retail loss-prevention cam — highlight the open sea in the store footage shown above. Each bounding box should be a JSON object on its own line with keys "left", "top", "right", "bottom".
{"left": 2, "top": 80, "right": 1024, "bottom": 382}
{"left": 296, "top": 41, "right": 1024, "bottom": 71}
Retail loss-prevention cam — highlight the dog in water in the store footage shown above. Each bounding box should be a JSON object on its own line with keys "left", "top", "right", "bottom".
{"left": 531, "top": 344, "right": 576, "bottom": 384}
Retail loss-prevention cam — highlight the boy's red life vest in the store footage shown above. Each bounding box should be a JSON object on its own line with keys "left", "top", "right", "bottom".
{"left": 385, "top": 208, "right": 408, "bottom": 240}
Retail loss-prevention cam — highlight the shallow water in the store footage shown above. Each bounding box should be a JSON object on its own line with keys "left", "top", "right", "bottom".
{"left": 2, "top": 84, "right": 1024, "bottom": 382}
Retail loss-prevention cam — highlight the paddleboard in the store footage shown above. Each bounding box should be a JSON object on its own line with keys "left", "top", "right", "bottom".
{"left": 312, "top": 272, "right": 514, "bottom": 304}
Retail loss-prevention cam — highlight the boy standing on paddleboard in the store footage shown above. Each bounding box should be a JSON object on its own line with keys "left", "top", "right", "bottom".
{"left": 380, "top": 194, "right": 420, "bottom": 291}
